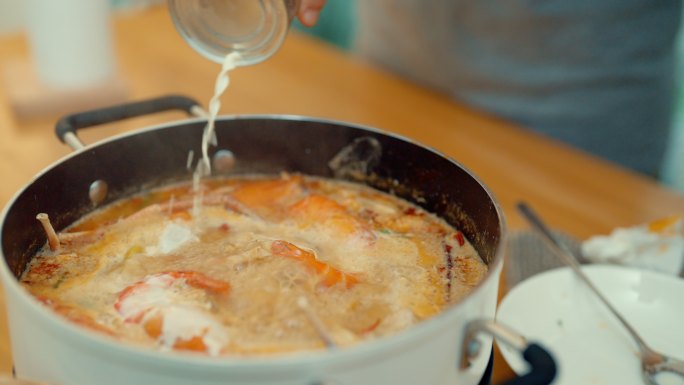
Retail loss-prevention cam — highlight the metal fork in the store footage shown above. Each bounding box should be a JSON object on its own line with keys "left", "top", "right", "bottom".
{"left": 517, "top": 202, "right": 684, "bottom": 385}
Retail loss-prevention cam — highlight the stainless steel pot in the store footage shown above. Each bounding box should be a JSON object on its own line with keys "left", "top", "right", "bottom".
{"left": 0, "top": 96, "right": 554, "bottom": 385}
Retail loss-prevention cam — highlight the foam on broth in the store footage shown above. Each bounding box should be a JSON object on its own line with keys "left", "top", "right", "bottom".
{"left": 23, "top": 174, "right": 487, "bottom": 356}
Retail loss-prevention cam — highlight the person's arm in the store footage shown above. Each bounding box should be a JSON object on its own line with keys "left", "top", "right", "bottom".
{"left": 297, "top": 0, "right": 327, "bottom": 27}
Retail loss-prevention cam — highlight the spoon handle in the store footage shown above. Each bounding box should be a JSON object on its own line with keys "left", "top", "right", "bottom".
{"left": 516, "top": 202, "right": 652, "bottom": 352}
{"left": 660, "top": 357, "right": 684, "bottom": 376}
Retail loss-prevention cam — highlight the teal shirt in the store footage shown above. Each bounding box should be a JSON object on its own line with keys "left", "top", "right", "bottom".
{"left": 356, "top": 0, "right": 681, "bottom": 177}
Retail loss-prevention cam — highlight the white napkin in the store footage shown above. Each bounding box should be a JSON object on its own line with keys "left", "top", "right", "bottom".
{"left": 581, "top": 216, "right": 684, "bottom": 276}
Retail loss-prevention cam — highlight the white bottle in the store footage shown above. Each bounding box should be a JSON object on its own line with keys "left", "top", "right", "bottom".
{"left": 26, "top": 0, "right": 115, "bottom": 90}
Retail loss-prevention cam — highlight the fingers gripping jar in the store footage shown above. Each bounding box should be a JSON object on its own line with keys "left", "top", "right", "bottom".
{"left": 168, "top": 0, "right": 299, "bottom": 65}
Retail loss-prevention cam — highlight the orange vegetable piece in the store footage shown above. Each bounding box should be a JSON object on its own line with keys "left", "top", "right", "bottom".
{"left": 288, "top": 195, "right": 367, "bottom": 236}
{"left": 163, "top": 271, "right": 231, "bottom": 294}
{"left": 170, "top": 209, "right": 192, "bottom": 221}
{"left": 231, "top": 176, "right": 304, "bottom": 210}
{"left": 173, "top": 335, "right": 209, "bottom": 352}
{"left": 142, "top": 312, "right": 163, "bottom": 338}
{"left": 142, "top": 312, "right": 209, "bottom": 352}
{"left": 271, "top": 240, "right": 359, "bottom": 288}
{"left": 647, "top": 215, "right": 681, "bottom": 234}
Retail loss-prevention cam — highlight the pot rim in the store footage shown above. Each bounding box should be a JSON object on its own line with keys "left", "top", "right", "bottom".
{"left": 0, "top": 114, "right": 507, "bottom": 370}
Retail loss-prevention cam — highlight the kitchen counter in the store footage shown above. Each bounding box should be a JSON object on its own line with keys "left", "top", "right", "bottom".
{"left": 1, "top": 4, "right": 683, "bottom": 384}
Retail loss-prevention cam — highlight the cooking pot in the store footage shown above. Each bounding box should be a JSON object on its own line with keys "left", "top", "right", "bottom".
{"left": 0, "top": 96, "right": 554, "bottom": 385}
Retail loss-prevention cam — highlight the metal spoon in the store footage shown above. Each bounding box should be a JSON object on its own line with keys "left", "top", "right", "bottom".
{"left": 517, "top": 202, "right": 684, "bottom": 385}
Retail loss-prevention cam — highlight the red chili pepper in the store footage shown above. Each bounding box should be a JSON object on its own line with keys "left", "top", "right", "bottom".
{"left": 455, "top": 231, "right": 465, "bottom": 247}
{"left": 403, "top": 207, "right": 417, "bottom": 216}
{"left": 443, "top": 241, "right": 454, "bottom": 301}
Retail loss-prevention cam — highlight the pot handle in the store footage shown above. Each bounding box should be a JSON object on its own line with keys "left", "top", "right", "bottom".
{"left": 55, "top": 95, "right": 206, "bottom": 151}
{"left": 461, "top": 320, "right": 556, "bottom": 385}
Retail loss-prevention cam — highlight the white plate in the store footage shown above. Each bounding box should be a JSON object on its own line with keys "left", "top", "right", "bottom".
{"left": 497, "top": 265, "right": 684, "bottom": 385}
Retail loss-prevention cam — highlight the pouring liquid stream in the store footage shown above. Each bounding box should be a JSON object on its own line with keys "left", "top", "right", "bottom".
{"left": 192, "top": 52, "right": 241, "bottom": 215}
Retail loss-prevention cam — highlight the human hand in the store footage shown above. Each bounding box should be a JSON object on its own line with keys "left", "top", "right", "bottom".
{"left": 297, "top": 0, "right": 326, "bottom": 27}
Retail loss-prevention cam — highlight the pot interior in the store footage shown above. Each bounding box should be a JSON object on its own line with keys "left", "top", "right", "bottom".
{"left": 2, "top": 117, "right": 503, "bottom": 282}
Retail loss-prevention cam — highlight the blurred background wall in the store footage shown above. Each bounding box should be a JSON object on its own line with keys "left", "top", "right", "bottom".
{"left": 292, "top": 0, "right": 356, "bottom": 50}
{"left": 0, "top": 0, "right": 26, "bottom": 34}
{"left": 1, "top": 0, "right": 683, "bottom": 192}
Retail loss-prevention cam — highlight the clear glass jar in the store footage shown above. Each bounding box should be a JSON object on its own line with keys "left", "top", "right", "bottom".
{"left": 168, "top": 0, "right": 299, "bottom": 66}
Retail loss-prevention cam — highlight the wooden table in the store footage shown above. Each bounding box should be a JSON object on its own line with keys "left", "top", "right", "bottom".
{"left": 1, "top": 4, "right": 683, "bottom": 384}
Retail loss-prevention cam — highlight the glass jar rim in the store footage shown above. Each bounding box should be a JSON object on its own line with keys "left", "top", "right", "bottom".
{"left": 168, "top": 0, "right": 297, "bottom": 65}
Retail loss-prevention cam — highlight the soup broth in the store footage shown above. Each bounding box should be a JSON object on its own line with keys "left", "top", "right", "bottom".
{"left": 22, "top": 174, "right": 487, "bottom": 356}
